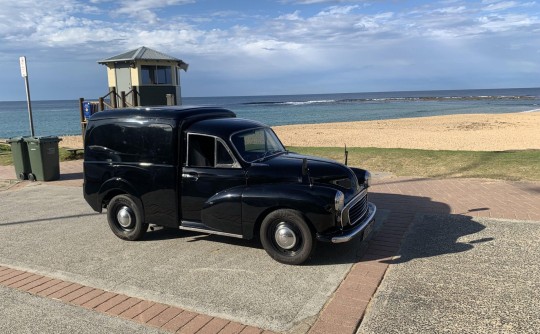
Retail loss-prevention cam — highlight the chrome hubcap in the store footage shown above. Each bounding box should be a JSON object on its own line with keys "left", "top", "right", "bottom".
{"left": 117, "top": 206, "right": 133, "bottom": 228}
{"left": 274, "top": 223, "right": 297, "bottom": 250}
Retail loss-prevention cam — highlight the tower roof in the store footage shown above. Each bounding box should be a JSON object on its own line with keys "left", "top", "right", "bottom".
{"left": 98, "top": 46, "right": 188, "bottom": 70}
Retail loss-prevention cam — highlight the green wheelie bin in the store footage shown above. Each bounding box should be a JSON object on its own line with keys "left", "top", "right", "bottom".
{"left": 25, "top": 136, "right": 62, "bottom": 181}
{"left": 6, "top": 136, "right": 31, "bottom": 180}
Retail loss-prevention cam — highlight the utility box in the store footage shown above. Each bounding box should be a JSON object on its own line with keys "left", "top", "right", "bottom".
{"left": 25, "top": 136, "right": 61, "bottom": 181}
{"left": 7, "top": 136, "right": 31, "bottom": 180}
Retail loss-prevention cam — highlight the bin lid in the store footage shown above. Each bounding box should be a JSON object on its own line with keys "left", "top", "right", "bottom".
{"left": 7, "top": 136, "right": 27, "bottom": 143}
{"left": 24, "top": 136, "right": 62, "bottom": 143}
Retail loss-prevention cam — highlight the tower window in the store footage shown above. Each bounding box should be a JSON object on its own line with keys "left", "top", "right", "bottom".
{"left": 141, "top": 65, "right": 172, "bottom": 85}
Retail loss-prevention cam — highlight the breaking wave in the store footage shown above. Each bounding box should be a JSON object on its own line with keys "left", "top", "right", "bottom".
{"left": 242, "top": 95, "right": 536, "bottom": 106}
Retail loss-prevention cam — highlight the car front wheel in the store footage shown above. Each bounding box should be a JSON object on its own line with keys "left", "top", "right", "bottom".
{"left": 107, "top": 194, "right": 148, "bottom": 241}
{"left": 260, "top": 209, "right": 315, "bottom": 265}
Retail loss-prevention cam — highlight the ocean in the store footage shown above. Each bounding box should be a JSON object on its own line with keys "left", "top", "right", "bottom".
{"left": 1, "top": 88, "right": 539, "bottom": 139}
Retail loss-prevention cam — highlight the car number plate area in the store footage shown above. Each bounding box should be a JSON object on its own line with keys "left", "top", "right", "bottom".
{"left": 362, "top": 220, "right": 374, "bottom": 241}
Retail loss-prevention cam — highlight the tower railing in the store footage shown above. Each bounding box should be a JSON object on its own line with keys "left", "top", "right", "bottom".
{"left": 78, "top": 87, "right": 140, "bottom": 137}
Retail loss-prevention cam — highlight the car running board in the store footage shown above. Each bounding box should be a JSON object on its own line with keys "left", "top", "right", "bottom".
{"left": 179, "top": 221, "right": 244, "bottom": 239}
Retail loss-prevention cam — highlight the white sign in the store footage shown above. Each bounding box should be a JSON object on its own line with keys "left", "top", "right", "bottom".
{"left": 20, "top": 56, "right": 27, "bottom": 77}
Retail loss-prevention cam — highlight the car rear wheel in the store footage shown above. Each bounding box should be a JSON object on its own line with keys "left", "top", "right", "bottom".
{"left": 260, "top": 209, "right": 315, "bottom": 265}
{"left": 107, "top": 194, "right": 148, "bottom": 241}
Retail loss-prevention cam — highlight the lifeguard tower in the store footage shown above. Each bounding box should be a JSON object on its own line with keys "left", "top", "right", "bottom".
{"left": 98, "top": 46, "right": 188, "bottom": 106}
{"left": 78, "top": 46, "right": 188, "bottom": 137}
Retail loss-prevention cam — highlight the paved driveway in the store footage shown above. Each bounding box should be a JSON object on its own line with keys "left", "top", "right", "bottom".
{"left": 2, "top": 164, "right": 540, "bottom": 333}
{"left": 358, "top": 214, "right": 540, "bottom": 334}
{"left": 0, "top": 183, "right": 380, "bottom": 333}
{"left": 0, "top": 285, "right": 165, "bottom": 334}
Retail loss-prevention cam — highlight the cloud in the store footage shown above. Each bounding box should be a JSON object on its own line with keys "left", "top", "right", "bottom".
{"left": 482, "top": 1, "right": 519, "bottom": 11}
{"left": 112, "top": 0, "right": 195, "bottom": 23}
{"left": 1, "top": 0, "right": 539, "bottom": 99}
{"left": 283, "top": 0, "right": 362, "bottom": 4}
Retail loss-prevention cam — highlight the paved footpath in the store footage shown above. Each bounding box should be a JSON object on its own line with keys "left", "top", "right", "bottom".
{"left": 1, "top": 161, "right": 539, "bottom": 333}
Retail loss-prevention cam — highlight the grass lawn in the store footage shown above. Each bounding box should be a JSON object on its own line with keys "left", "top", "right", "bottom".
{"left": 0, "top": 143, "right": 83, "bottom": 166}
{"left": 2, "top": 143, "right": 539, "bottom": 181}
{"left": 0, "top": 143, "right": 11, "bottom": 165}
{"left": 288, "top": 147, "right": 540, "bottom": 181}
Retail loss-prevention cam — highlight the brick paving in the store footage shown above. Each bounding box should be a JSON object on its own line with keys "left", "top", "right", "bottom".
{"left": 1, "top": 160, "right": 539, "bottom": 333}
{"left": 308, "top": 177, "right": 540, "bottom": 334}
{"left": 0, "top": 266, "right": 276, "bottom": 334}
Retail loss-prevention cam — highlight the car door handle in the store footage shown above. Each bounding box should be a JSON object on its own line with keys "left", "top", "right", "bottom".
{"left": 182, "top": 172, "right": 199, "bottom": 181}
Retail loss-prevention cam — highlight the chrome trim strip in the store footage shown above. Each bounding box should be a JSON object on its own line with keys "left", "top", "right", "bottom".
{"left": 179, "top": 224, "right": 244, "bottom": 239}
{"left": 318, "top": 202, "right": 376, "bottom": 244}
{"left": 84, "top": 161, "right": 173, "bottom": 168}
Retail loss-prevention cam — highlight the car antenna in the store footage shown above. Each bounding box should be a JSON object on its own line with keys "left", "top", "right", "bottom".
{"left": 344, "top": 144, "right": 348, "bottom": 166}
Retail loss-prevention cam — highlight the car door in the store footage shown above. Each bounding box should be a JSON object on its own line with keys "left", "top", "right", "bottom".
{"left": 181, "top": 133, "right": 246, "bottom": 235}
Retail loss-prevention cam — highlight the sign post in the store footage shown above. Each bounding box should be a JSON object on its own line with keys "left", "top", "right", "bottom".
{"left": 20, "top": 56, "right": 35, "bottom": 137}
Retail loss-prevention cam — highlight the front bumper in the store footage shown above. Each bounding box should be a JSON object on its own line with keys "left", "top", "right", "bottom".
{"left": 316, "top": 202, "right": 376, "bottom": 243}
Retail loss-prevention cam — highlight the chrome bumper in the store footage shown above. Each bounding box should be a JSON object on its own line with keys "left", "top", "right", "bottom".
{"left": 316, "top": 202, "right": 376, "bottom": 243}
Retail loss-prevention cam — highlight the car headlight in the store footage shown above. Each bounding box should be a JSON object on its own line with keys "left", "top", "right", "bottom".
{"left": 335, "top": 190, "right": 345, "bottom": 212}
{"left": 364, "top": 171, "right": 371, "bottom": 188}
{"left": 335, "top": 190, "right": 345, "bottom": 224}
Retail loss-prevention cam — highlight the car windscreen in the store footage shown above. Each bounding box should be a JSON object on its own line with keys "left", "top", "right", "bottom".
{"left": 231, "top": 127, "right": 286, "bottom": 162}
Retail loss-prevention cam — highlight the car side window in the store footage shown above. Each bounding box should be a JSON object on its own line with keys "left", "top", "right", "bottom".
{"left": 216, "top": 141, "right": 236, "bottom": 168}
{"left": 86, "top": 122, "right": 173, "bottom": 165}
{"left": 188, "top": 135, "right": 214, "bottom": 167}
{"left": 187, "top": 134, "right": 239, "bottom": 168}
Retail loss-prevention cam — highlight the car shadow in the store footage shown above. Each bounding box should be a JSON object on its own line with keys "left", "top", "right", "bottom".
{"left": 381, "top": 213, "right": 493, "bottom": 265}
{"left": 0, "top": 213, "right": 101, "bottom": 227}
{"left": 141, "top": 191, "right": 494, "bottom": 266}
{"left": 140, "top": 227, "right": 255, "bottom": 245}
{"left": 310, "top": 191, "right": 493, "bottom": 266}
{"left": 59, "top": 172, "right": 84, "bottom": 181}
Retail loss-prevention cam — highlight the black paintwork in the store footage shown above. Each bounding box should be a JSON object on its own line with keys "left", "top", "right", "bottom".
{"left": 83, "top": 106, "right": 370, "bottom": 240}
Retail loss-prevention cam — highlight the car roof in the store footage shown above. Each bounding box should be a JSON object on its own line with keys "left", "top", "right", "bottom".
{"left": 187, "top": 117, "right": 267, "bottom": 138}
{"left": 88, "top": 105, "right": 236, "bottom": 122}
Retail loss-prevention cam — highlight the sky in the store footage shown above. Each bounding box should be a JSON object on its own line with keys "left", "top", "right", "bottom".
{"left": 0, "top": 0, "right": 539, "bottom": 101}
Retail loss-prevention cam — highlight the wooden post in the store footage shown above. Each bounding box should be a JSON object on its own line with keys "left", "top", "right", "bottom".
{"left": 98, "top": 97, "right": 105, "bottom": 111}
{"left": 111, "top": 87, "right": 117, "bottom": 108}
{"left": 121, "top": 91, "right": 126, "bottom": 108}
{"left": 79, "top": 98, "right": 84, "bottom": 123}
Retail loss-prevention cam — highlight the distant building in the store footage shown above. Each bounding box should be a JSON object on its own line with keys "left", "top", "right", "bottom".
{"left": 98, "top": 46, "right": 188, "bottom": 106}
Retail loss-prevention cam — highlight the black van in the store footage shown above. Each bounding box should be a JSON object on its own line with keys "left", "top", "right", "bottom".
{"left": 83, "top": 106, "right": 376, "bottom": 264}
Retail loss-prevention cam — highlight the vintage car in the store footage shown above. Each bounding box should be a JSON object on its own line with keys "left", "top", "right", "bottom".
{"left": 83, "top": 106, "right": 376, "bottom": 264}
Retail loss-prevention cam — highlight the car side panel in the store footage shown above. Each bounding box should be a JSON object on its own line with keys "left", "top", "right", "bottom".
{"left": 201, "top": 187, "right": 243, "bottom": 235}
{"left": 86, "top": 163, "right": 178, "bottom": 228}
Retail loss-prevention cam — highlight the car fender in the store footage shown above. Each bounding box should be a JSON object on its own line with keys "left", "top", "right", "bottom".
{"left": 98, "top": 177, "right": 140, "bottom": 208}
{"left": 241, "top": 183, "right": 338, "bottom": 238}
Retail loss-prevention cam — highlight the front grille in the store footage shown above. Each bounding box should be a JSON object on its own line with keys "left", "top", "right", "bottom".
{"left": 347, "top": 194, "right": 368, "bottom": 226}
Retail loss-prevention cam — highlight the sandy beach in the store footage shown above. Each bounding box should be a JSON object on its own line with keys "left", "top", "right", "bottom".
{"left": 56, "top": 111, "right": 540, "bottom": 151}
{"left": 274, "top": 111, "right": 540, "bottom": 151}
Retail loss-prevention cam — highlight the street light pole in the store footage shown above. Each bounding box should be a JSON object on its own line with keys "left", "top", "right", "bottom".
{"left": 20, "top": 56, "right": 35, "bottom": 137}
